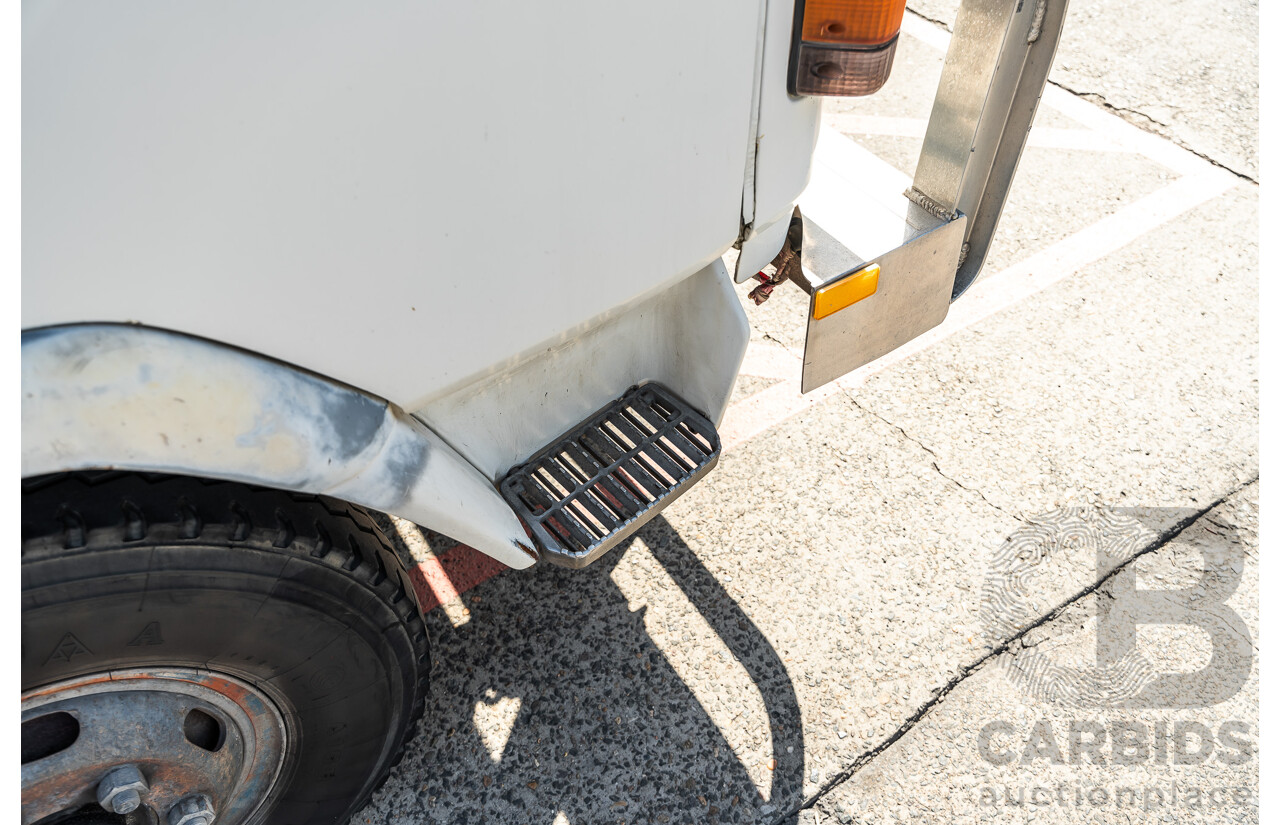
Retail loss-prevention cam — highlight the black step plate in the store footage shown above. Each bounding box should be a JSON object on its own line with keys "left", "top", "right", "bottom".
{"left": 499, "top": 383, "right": 721, "bottom": 568}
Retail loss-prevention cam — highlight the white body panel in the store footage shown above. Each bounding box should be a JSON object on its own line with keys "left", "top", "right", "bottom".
{"left": 22, "top": 0, "right": 799, "bottom": 412}
{"left": 22, "top": 0, "right": 824, "bottom": 548}
{"left": 420, "top": 259, "right": 748, "bottom": 479}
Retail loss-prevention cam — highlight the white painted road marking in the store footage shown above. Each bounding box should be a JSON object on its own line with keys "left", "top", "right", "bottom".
{"left": 823, "top": 113, "right": 1132, "bottom": 154}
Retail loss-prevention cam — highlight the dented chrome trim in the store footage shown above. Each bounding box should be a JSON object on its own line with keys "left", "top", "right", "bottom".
{"left": 22, "top": 324, "right": 536, "bottom": 570}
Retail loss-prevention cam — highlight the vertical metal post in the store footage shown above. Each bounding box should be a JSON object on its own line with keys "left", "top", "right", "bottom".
{"left": 910, "top": 0, "right": 1071, "bottom": 297}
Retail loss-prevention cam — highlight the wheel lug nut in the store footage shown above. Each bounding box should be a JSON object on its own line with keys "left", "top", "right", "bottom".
{"left": 168, "top": 793, "right": 217, "bottom": 825}
{"left": 96, "top": 764, "right": 148, "bottom": 815}
{"left": 112, "top": 789, "right": 142, "bottom": 814}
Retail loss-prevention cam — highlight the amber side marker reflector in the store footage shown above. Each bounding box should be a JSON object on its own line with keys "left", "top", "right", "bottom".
{"left": 788, "top": 0, "right": 907, "bottom": 96}
{"left": 813, "top": 263, "right": 880, "bottom": 320}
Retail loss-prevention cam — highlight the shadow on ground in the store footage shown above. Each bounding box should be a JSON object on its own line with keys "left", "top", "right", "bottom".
{"left": 374, "top": 514, "right": 805, "bottom": 824}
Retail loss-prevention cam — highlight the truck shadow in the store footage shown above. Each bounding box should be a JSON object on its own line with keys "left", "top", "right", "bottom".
{"left": 381, "top": 513, "right": 805, "bottom": 824}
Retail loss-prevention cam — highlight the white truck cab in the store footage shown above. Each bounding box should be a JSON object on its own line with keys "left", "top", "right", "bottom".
{"left": 21, "top": 0, "right": 1067, "bottom": 821}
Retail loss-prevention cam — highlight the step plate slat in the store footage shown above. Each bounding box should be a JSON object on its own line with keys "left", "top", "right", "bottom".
{"left": 499, "top": 383, "right": 721, "bottom": 568}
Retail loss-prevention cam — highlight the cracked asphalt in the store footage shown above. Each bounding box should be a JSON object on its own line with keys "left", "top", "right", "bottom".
{"left": 356, "top": 2, "right": 1258, "bottom": 823}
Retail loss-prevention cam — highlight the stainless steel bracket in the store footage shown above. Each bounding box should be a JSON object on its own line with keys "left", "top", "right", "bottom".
{"left": 794, "top": 0, "right": 1068, "bottom": 392}
{"left": 800, "top": 213, "right": 967, "bottom": 392}
{"left": 912, "top": 0, "right": 1070, "bottom": 297}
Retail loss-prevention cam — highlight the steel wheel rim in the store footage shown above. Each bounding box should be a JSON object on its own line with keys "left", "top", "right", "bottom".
{"left": 21, "top": 667, "right": 291, "bottom": 825}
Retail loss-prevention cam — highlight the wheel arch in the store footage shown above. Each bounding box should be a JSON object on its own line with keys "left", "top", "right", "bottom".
{"left": 22, "top": 324, "right": 537, "bottom": 569}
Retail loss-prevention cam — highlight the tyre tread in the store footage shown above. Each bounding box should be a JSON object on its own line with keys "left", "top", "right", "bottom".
{"left": 22, "top": 471, "right": 431, "bottom": 823}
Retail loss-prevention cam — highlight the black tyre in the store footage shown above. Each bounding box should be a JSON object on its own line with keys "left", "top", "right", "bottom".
{"left": 21, "top": 473, "right": 430, "bottom": 825}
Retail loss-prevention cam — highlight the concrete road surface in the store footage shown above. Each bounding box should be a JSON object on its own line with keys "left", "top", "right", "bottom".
{"left": 357, "top": 1, "right": 1259, "bottom": 822}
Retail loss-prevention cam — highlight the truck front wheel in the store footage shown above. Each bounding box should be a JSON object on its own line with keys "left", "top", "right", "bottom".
{"left": 21, "top": 473, "right": 430, "bottom": 825}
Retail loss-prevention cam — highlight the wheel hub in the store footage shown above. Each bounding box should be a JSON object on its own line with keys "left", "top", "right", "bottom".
{"left": 21, "top": 668, "right": 289, "bottom": 825}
